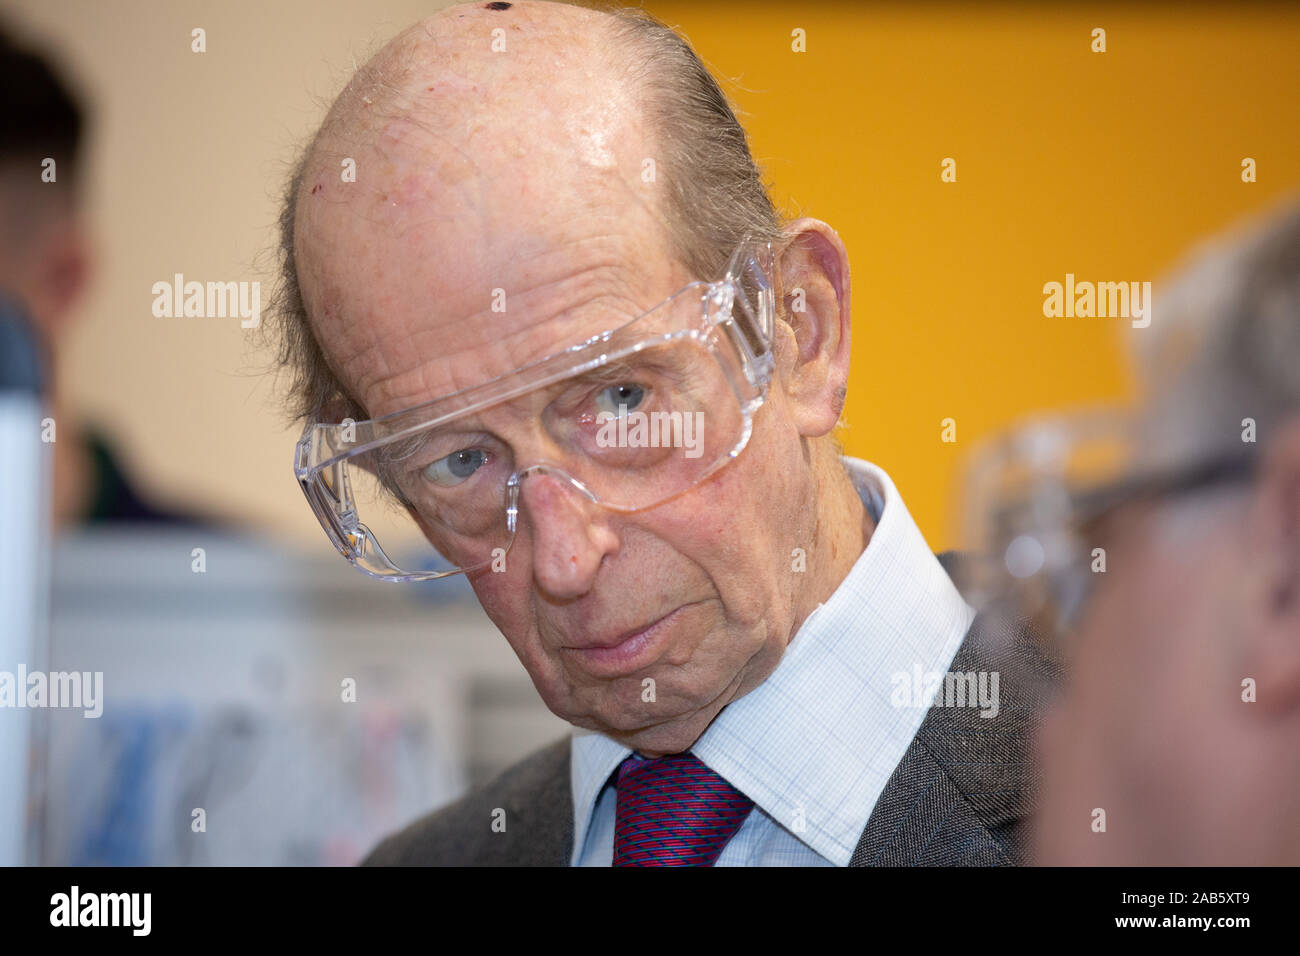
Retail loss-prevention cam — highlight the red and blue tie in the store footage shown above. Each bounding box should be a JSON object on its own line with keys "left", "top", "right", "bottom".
{"left": 612, "top": 752, "right": 754, "bottom": 866}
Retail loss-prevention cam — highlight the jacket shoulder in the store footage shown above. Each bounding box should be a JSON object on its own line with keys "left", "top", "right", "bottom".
{"left": 362, "top": 736, "right": 573, "bottom": 866}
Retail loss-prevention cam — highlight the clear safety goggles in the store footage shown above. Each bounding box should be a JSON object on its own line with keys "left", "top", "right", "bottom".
{"left": 961, "top": 409, "right": 1255, "bottom": 646}
{"left": 295, "top": 236, "right": 779, "bottom": 581}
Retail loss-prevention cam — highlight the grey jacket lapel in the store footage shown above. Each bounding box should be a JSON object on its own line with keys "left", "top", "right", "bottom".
{"left": 850, "top": 571, "right": 1057, "bottom": 866}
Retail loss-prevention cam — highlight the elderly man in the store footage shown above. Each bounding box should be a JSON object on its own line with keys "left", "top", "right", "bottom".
{"left": 965, "top": 202, "right": 1300, "bottom": 865}
{"left": 274, "top": 0, "right": 1052, "bottom": 866}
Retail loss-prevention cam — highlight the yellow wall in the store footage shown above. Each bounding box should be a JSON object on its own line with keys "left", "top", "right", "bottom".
{"left": 9, "top": 0, "right": 1300, "bottom": 549}
{"left": 646, "top": 0, "right": 1300, "bottom": 546}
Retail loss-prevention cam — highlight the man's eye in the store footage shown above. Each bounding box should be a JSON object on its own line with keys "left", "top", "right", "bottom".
{"left": 595, "top": 383, "right": 646, "bottom": 417}
{"left": 423, "top": 448, "right": 490, "bottom": 487}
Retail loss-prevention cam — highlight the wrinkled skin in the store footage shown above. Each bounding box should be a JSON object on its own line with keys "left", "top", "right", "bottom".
{"left": 294, "top": 1, "right": 869, "bottom": 757}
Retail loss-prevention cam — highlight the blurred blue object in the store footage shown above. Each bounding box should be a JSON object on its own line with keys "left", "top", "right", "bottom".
{"left": 0, "top": 291, "right": 46, "bottom": 392}
{"left": 73, "top": 705, "right": 191, "bottom": 866}
{"left": 43, "top": 528, "right": 569, "bottom": 865}
{"left": 0, "top": 292, "right": 50, "bottom": 867}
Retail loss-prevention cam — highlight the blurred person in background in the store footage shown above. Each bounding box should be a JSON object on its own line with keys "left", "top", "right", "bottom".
{"left": 966, "top": 201, "right": 1300, "bottom": 865}
{"left": 1, "top": 24, "right": 204, "bottom": 528}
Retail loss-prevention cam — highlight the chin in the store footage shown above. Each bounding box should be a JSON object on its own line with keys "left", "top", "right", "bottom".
{"left": 556, "top": 692, "right": 706, "bottom": 744}
{"left": 543, "top": 659, "right": 743, "bottom": 746}
{"left": 618, "top": 722, "right": 712, "bottom": 757}
{"left": 575, "top": 703, "right": 688, "bottom": 739}
{"left": 618, "top": 698, "right": 727, "bottom": 751}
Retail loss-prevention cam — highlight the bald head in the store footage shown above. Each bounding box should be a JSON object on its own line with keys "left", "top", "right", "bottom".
{"left": 309, "top": 0, "right": 626, "bottom": 163}
{"left": 271, "top": 0, "right": 782, "bottom": 424}
{"left": 302, "top": 0, "right": 652, "bottom": 243}
{"left": 293, "top": 1, "right": 680, "bottom": 417}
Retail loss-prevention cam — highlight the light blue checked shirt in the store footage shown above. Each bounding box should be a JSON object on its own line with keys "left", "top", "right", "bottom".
{"left": 569, "top": 457, "right": 976, "bottom": 866}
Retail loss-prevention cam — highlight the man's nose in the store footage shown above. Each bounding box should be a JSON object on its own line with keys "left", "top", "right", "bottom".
{"left": 517, "top": 469, "right": 620, "bottom": 599}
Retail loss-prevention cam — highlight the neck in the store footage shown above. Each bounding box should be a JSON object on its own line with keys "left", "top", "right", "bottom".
{"left": 790, "top": 448, "right": 873, "bottom": 641}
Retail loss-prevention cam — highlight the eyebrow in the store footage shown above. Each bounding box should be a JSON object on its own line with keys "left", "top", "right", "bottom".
{"left": 366, "top": 341, "right": 701, "bottom": 490}
{"left": 371, "top": 429, "right": 437, "bottom": 501}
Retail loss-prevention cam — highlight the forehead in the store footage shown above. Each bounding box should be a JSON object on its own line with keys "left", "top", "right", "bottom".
{"left": 295, "top": 90, "right": 691, "bottom": 421}
{"left": 303, "top": 203, "right": 690, "bottom": 421}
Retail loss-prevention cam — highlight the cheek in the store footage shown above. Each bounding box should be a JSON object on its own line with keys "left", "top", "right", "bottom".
{"left": 1069, "top": 542, "right": 1221, "bottom": 790}
{"left": 702, "top": 401, "right": 809, "bottom": 540}
{"left": 1122, "top": 543, "right": 1218, "bottom": 669}
{"left": 654, "top": 462, "right": 789, "bottom": 616}
{"left": 468, "top": 572, "right": 538, "bottom": 655}
{"left": 469, "top": 574, "right": 588, "bottom": 707}
{"left": 1072, "top": 560, "right": 1172, "bottom": 725}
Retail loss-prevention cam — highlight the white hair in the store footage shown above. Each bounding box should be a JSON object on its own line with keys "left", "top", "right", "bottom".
{"left": 1133, "top": 198, "right": 1300, "bottom": 469}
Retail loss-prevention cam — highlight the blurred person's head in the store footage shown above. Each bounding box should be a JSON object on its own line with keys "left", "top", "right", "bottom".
{"left": 274, "top": 1, "right": 861, "bottom": 758}
{"left": 1033, "top": 201, "right": 1300, "bottom": 865}
{"left": 0, "top": 23, "right": 91, "bottom": 349}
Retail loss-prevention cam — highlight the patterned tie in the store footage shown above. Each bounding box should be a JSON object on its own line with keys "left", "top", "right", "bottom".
{"left": 612, "top": 751, "right": 754, "bottom": 866}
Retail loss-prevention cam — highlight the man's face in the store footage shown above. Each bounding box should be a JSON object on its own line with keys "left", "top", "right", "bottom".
{"left": 294, "top": 49, "right": 834, "bottom": 754}
{"left": 1033, "top": 491, "right": 1277, "bottom": 864}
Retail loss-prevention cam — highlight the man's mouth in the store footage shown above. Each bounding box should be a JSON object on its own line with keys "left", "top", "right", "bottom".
{"left": 559, "top": 605, "right": 690, "bottom": 678}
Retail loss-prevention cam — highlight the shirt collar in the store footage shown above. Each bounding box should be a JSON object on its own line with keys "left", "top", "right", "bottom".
{"left": 569, "top": 457, "right": 974, "bottom": 865}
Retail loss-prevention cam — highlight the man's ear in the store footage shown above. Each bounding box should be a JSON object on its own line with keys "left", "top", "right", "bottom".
{"left": 1243, "top": 415, "right": 1300, "bottom": 716}
{"left": 771, "top": 219, "right": 851, "bottom": 438}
